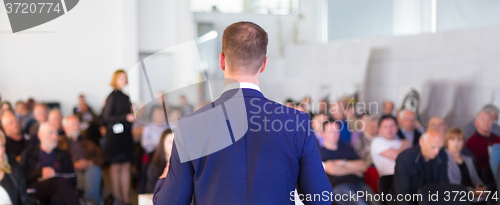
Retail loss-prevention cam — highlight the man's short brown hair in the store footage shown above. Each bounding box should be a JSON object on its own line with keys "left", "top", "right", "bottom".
{"left": 222, "top": 21, "right": 268, "bottom": 75}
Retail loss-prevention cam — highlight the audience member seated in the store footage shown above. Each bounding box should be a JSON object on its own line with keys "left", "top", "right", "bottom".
{"left": 14, "top": 101, "right": 34, "bottom": 133}
{"left": 353, "top": 114, "right": 379, "bottom": 166}
{"left": 145, "top": 129, "right": 173, "bottom": 193}
{"left": 320, "top": 121, "right": 378, "bottom": 205}
{"left": 1, "top": 101, "right": 13, "bottom": 113}
{"left": 330, "top": 102, "right": 352, "bottom": 143}
{"left": 20, "top": 122, "right": 79, "bottom": 205}
{"left": 179, "top": 95, "right": 193, "bottom": 116}
{"left": 394, "top": 129, "right": 449, "bottom": 205}
{"left": 48, "top": 109, "right": 65, "bottom": 136}
{"left": 0, "top": 132, "right": 34, "bottom": 205}
{"left": 444, "top": 128, "right": 486, "bottom": 195}
{"left": 427, "top": 116, "right": 449, "bottom": 135}
{"left": 317, "top": 98, "right": 329, "bottom": 115}
{"left": 311, "top": 113, "right": 328, "bottom": 147}
{"left": 0, "top": 101, "right": 13, "bottom": 129}
{"left": 397, "top": 110, "right": 422, "bottom": 146}
{"left": 284, "top": 99, "right": 295, "bottom": 108}
{"left": 382, "top": 100, "right": 394, "bottom": 116}
{"left": 73, "top": 94, "right": 94, "bottom": 115}
{"left": 141, "top": 106, "right": 170, "bottom": 155}
{"left": 371, "top": 115, "right": 411, "bottom": 177}
{"left": 58, "top": 115, "right": 103, "bottom": 204}
{"left": 464, "top": 104, "right": 500, "bottom": 140}
{"left": 73, "top": 95, "right": 96, "bottom": 130}
{"left": 1, "top": 110, "right": 26, "bottom": 160}
{"left": 466, "top": 111, "right": 500, "bottom": 171}
{"left": 28, "top": 103, "right": 48, "bottom": 139}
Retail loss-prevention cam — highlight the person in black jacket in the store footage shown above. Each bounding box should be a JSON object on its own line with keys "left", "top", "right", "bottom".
{"left": 394, "top": 129, "right": 449, "bottom": 205}
{"left": 20, "top": 122, "right": 79, "bottom": 205}
{"left": 102, "top": 69, "right": 135, "bottom": 205}
{"left": 397, "top": 110, "right": 422, "bottom": 146}
{"left": 0, "top": 131, "right": 35, "bottom": 205}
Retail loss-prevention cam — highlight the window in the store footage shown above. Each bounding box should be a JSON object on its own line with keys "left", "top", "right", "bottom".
{"left": 191, "top": 0, "right": 299, "bottom": 15}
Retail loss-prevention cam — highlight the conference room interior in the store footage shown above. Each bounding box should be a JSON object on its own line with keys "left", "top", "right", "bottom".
{"left": 2, "top": 0, "right": 500, "bottom": 205}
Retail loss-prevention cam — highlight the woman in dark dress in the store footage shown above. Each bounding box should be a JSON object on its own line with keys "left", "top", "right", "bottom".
{"left": 103, "top": 70, "right": 135, "bottom": 205}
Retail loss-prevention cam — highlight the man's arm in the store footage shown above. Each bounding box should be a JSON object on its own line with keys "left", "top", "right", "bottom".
{"left": 394, "top": 156, "right": 411, "bottom": 205}
{"left": 296, "top": 114, "right": 333, "bottom": 205}
{"left": 153, "top": 141, "right": 194, "bottom": 205}
{"left": 380, "top": 140, "right": 410, "bottom": 160}
{"left": 324, "top": 159, "right": 367, "bottom": 176}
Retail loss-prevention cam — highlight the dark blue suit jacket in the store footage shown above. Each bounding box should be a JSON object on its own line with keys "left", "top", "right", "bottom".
{"left": 153, "top": 88, "right": 332, "bottom": 205}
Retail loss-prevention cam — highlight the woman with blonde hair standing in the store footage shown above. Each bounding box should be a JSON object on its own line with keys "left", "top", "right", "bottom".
{"left": 103, "top": 69, "right": 136, "bottom": 205}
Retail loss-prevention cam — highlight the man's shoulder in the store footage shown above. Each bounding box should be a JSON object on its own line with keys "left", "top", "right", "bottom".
{"left": 490, "top": 133, "right": 500, "bottom": 141}
{"left": 397, "top": 146, "right": 419, "bottom": 162}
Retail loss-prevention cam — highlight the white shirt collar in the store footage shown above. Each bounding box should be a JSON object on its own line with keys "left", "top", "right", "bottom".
{"left": 222, "top": 82, "right": 261, "bottom": 94}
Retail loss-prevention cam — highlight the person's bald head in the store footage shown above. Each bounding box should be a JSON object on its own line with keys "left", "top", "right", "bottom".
{"left": 383, "top": 100, "right": 394, "bottom": 115}
{"left": 38, "top": 122, "right": 58, "bottom": 152}
{"left": 427, "top": 117, "right": 448, "bottom": 135}
{"left": 63, "top": 115, "right": 80, "bottom": 138}
{"left": 0, "top": 110, "right": 21, "bottom": 137}
{"left": 475, "top": 111, "right": 493, "bottom": 136}
{"left": 33, "top": 104, "right": 48, "bottom": 123}
{"left": 419, "top": 129, "right": 444, "bottom": 161}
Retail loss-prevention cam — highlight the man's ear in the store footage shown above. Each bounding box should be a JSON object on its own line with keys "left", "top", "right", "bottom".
{"left": 219, "top": 52, "right": 226, "bottom": 71}
{"left": 259, "top": 57, "right": 268, "bottom": 73}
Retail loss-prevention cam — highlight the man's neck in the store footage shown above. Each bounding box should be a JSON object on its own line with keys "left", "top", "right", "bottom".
{"left": 40, "top": 145, "right": 54, "bottom": 154}
{"left": 477, "top": 130, "right": 491, "bottom": 137}
{"left": 382, "top": 135, "right": 396, "bottom": 140}
{"left": 9, "top": 133, "right": 23, "bottom": 141}
{"left": 402, "top": 127, "right": 413, "bottom": 133}
{"left": 223, "top": 73, "right": 260, "bottom": 87}
{"left": 323, "top": 141, "right": 339, "bottom": 151}
{"left": 70, "top": 135, "right": 78, "bottom": 141}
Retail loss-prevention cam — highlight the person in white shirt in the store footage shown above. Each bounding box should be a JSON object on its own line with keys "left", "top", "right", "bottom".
{"left": 371, "top": 115, "right": 411, "bottom": 176}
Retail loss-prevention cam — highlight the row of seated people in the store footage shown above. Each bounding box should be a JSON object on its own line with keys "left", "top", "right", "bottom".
{"left": 0, "top": 108, "right": 99, "bottom": 205}
{"left": 313, "top": 108, "right": 500, "bottom": 205}
{"left": 0, "top": 107, "right": 175, "bottom": 205}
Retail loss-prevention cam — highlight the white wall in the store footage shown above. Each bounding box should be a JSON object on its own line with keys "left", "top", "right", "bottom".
{"left": 360, "top": 26, "right": 500, "bottom": 128}
{"left": 0, "top": 0, "right": 138, "bottom": 115}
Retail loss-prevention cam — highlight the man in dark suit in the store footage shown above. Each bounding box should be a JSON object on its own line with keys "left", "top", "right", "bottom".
{"left": 153, "top": 22, "right": 332, "bottom": 205}
{"left": 20, "top": 122, "right": 79, "bottom": 205}
{"left": 394, "top": 129, "right": 449, "bottom": 205}
{"left": 397, "top": 110, "right": 421, "bottom": 146}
